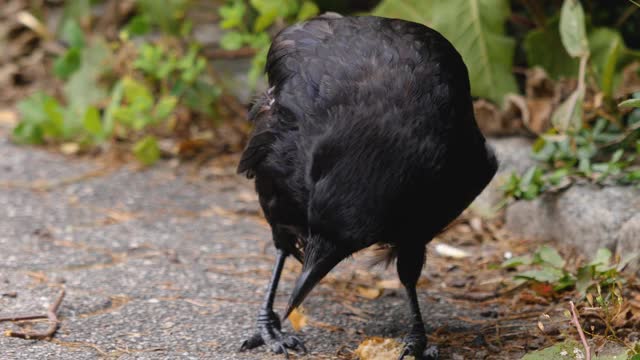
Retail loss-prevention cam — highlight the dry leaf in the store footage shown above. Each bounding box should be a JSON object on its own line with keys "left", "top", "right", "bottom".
{"left": 433, "top": 243, "right": 471, "bottom": 259}
{"left": 355, "top": 337, "right": 413, "bottom": 360}
{"left": 289, "top": 307, "right": 307, "bottom": 331}
{"left": 376, "top": 279, "right": 402, "bottom": 290}
{"left": 0, "top": 109, "right": 17, "bottom": 126}
{"left": 356, "top": 286, "right": 383, "bottom": 300}
{"left": 60, "top": 143, "right": 80, "bottom": 155}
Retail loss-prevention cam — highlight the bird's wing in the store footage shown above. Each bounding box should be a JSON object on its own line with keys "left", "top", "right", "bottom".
{"left": 237, "top": 13, "right": 344, "bottom": 178}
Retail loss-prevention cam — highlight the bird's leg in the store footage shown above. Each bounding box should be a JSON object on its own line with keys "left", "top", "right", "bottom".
{"left": 240, "top": 249, "right": 307, "bottom": 358}
{"left": 397, "top": 246, "right": 438, "bottom": 360}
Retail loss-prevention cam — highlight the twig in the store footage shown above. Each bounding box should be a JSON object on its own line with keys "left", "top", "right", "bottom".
{"left": 569, "top": 301, "right": 591, "bottom": 360}
{"left": 5, "top": 289, "right": 65, "bottom": 340}
{"left": 0, "top": 314, "right": 47, "bottom": 322}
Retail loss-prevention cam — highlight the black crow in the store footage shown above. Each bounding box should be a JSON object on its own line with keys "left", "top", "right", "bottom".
{"left": 237, "top": 14, "right": 498, "bottom": 359}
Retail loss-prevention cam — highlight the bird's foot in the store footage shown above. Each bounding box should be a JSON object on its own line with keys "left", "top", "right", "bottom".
{"left": 239, "top": 310, "right": 307, "bottom": 359}
{"left": 398, "top": 332, "right": 438, "bottom": 360}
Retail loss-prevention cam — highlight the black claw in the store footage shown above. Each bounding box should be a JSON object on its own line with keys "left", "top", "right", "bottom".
{"left": 240, "top": 333, "right": 264, "bottom": 351}
{"left": 239, "top": 312, "right": 307, "bottom": 358}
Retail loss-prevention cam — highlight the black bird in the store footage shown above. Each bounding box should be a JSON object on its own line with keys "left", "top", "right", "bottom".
{"left": 237, "top": 14, "right": 498, "bottom": 359}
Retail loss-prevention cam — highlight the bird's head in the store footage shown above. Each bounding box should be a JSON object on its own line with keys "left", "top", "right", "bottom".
{"left": 283, "top": 234, "right": 349, "bottom": 320}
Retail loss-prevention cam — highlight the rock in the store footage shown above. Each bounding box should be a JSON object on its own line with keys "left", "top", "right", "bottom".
{"left": 473, "top": 137, "right": 640, "bottom": 272}
{"left": 471, "top": 137, "right": 537, "bottom": 216}
{"left": 505, "top": 185, "right": 640, "bottom": 261}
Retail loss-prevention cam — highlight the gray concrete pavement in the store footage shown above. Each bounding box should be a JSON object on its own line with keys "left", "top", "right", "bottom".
{"left": 0, "top": 130, "right": 531, "bottom": 359}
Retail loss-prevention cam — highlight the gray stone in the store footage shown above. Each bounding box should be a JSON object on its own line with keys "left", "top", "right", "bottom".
{"left": 476, "top": 137, "right": 640, "bottom": 271}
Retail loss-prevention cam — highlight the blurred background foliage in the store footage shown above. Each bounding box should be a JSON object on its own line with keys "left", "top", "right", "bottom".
{"left": 1, "top": 0, "right": 639, "bottom": 187}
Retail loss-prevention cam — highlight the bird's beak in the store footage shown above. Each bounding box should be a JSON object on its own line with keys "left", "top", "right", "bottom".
{"left": 283, "top": 253, "right": 343, "bottom": 321}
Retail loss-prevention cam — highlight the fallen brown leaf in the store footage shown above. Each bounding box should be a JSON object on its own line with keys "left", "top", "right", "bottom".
{"left": 289, "top": 307, "right": 307, "bottom": 331}
{"left": 355, "top": 337, "right": 413, "bottom": 360}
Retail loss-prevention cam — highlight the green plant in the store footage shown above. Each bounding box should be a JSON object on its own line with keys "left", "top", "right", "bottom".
{"left": 218, "top": 0, "right": 319, "bottom": 86}
{"left": 373, "top": 0, "right": 640, "bottom": 105}
{"left": 499, "top": 0, "right": 640, "bottom": 200}
{"left": 502, "top": 246, "right": 637, "bottom": 298}
{"left": 12, "top": 0, "right": 222, "bottom": 165}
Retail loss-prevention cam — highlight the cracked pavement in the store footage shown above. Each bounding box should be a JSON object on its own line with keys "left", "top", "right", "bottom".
{"left": 0, "top": 127, "right": 533, "bottom": 360}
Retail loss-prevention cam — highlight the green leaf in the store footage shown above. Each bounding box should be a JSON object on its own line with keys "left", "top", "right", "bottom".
{"left": 619, "top": 98, "right": 640, "bottom": 108}
{"left": 82, "top": 106, "right": 103, "bottom": 140}
{"left": 559, "top": 0, "right": 589, "bottom": 58}
{"left": 522, "top": 341, "right": 582, "bottom": 360}
{"left": 61, "top": 0, "right": 91, "bottom": 28}
{"left": 523, "top": 19, "right": 578, "bottom": 79}
{"left": 63, "top": 40, "right": 110, "bottom": 113}
{"left": 154, "top": 96, "right": 178, "bottom": 120}
{"left": 551, "top": 87, "right": 584, "bottom": 133}
{"left": 122, "top": 14, "right": 152, "bottom": 38}
{"left": 535, "top": 245, "right": 566, "bottom": 268}
{"left": 219, "top": 0, "right": 247, "bottom": 29}
{"left": 121, "top": 77, "right": 153, "bottom": 106}
{"left": 136, "top": 0, "right": 188, "bottom": 35}
{"left": 104, "top": 80, "right": 124, "bottom": 137}
{"left": 373, "top": 0, "right": 435, "bottom": 25}
{"left": 220, "top": 32, "right": 245, "bottom": 50}
{"left": 133, "top": 136, "right": 160, "bottom": 166}
{"left": 589, "top": 248, "right": 612, "bottom": 270}
{"left": 60, "top": 20, "right": 85, "bottom": 48}
{"left": 53, "top": 48, "right": 82, "bottom": 79}
{"left": 13, "top": 92, "right": 50, "bottom": 144}
{"left": 297, "top": 1, "right": 319, "bottom": 21}
{"left": 589, "top": 28, "right": 629, "bottom": 98}
{"left": 515, "top": 266, "right": 564, "bottom": 283}
{"left": 375, "top": 0, "right": 518, "bottom": 103}
{"left": 501, "top": 255, "right": 533, "bottom": 268}
{"left": 575, "top": 265, "right": 593, "bottom": 296}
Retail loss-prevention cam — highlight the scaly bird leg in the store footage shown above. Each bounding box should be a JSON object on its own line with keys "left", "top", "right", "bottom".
{"left": 240, "top": 249, "right": 307, "bottom": 358}
{"left": 397, "top": 246, "right": 438, "bottom": 360}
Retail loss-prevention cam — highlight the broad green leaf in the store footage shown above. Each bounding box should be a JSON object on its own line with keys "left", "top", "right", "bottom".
{"left": 133, "top": 136, "right": 160, "bottom": 166}
{"left": 375, "top": 0, "right": 517, "bottom": 103}
{"left": 535, "top": 245, "right": 566, "bottom": 268}
{"left": 551, "top": 87, "right": 584, "bottom": 133}
{"left": 373, "top": 0, "right": 435, "bottom": 24}
{"left": 523, "top": 19, "right": 578, "bottom": 79}
{"left": 619, "top": 98, "right": 640, "bottom": 108}
{"left": 82, "top": 106, "right": 103, "bottom": 140}
{"left": 515, "top": 266, "right": 564, "bottom": 283}
{"left": 559, "top": 0, "right": 589, "bottom": 58}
